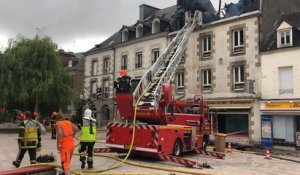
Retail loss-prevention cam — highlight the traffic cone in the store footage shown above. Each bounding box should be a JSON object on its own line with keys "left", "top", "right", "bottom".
{"left": 264, "top": 148, "right": 271, "bottom": 159}
{"left": 227, "top": 142, "right": 232, "bottom": 153}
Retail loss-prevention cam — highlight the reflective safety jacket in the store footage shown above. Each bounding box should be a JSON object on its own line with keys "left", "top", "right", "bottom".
{"left": 80, "top": 117, "right": 96, "bottom": 142}
{"left": 18, "top": 120, "right": 41, "bottom": 149}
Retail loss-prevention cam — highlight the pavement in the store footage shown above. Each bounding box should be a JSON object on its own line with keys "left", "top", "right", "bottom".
{"left": 0, "top": 131, "right": 300, "bottom": 175}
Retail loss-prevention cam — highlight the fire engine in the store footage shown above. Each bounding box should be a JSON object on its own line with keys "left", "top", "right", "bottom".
{"left": 101, "top": 11, "right": 222, "bottom": 166}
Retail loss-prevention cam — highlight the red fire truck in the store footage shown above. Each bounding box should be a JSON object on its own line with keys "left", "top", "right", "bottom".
{"left": 103, "top": 11, "right": 218, "bottom": 164}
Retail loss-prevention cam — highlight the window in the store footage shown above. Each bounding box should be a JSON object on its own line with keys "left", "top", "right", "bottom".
{"left": 135, "top": 52, "right": 143, "bottom": 68}
{"left": 103, "top": 58, "right": 109, "bottom": 74}
{"left": 122, "top": 29, "right": 128, "bottom": 42}
{"left": 91, "top": 81, "right": 97, "bottom": 98}
{"left": 202, "top": 69, "right": 211, "bottom": 91}
{"left": 232, "top": 29, "right": 244, "bottom": 53}
{"left": 279, "top": 30, "right": 291, "bottom": 46}
{"left": 152, "top": 19, "right": 160, "bottom": 34}
{"left": 233, "top": 65, "right": 244, "bottom": 90}
{"left": 136, "top": 24, "right": 143, "bottom": 38}
{"left": 176, "top": 73, "right": 184, "bottom": 93}
{"left": 68, "top": 60, "right": 73, "bottom": 68}
{"left": 152, "top": 49, "right": 159, "bottom": 64}
{"left": 179, "top": 49, "right": 186, "bottom": 64}
{"left": 121, "top": 55, "right": 127, "bottom": 70}
{"left": 92, "top": 61, "right": 97, "bottom": 76}
{"left": 103, "top": 80, "right": 109, "bottom": 99}
{"left": 279, "top": 66, "right": 293, "bottom": 94}
{"left": 202, "top": 36, "right": 211, "bottom": 57}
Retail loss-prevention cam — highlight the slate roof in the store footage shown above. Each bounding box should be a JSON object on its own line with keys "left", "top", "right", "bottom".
{"left": 261, "top": 11, "right": 300, "bottom": 51}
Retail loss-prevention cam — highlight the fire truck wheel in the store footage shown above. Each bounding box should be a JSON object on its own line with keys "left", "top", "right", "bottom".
{"left": 173, "top": 139, "right": 182, "bottom": 157}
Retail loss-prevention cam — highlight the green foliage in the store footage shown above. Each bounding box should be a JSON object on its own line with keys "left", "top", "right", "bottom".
{"left": 72, "top": 98, "right": 85, "bottom": 124}
{"left": 0, "top": 34, "right": 73, "bottom": 116}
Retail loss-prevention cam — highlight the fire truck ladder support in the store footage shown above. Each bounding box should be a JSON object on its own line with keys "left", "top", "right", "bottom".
{"left": 132, "top": 10, "right": 202, "bottom": 110}
{"left": 157, "top": 154, "right": 203, "bottom": 169}
{"left": 195, "top": 149, "right": 225, "bottom": 159}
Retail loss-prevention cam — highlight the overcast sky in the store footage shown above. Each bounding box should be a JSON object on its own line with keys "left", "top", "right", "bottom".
{"left": 0, "top": 0, "right": 238, "bottom": 53}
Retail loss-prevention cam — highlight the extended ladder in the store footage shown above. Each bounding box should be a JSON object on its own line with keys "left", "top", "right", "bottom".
{"left": 132, "top": 11, "right": 202, "bottom": 111}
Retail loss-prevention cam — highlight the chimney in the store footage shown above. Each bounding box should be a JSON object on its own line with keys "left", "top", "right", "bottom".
{"left": 139, "top": 4, "right": 159, "bottom": 21}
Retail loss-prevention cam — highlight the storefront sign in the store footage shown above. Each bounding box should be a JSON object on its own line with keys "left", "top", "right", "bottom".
{"left": 206, "top": 100, "right": 253, "bottom": 106}
{"left": 265, "top": 102, "right": 300, "bottom": 110}
{"left": 261, "top": 115, "right": 273, "bottom": 148}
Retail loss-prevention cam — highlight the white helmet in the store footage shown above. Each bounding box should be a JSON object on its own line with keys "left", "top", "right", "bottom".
{"left": 84, "top": 109, "right": 92, "bottom": 119}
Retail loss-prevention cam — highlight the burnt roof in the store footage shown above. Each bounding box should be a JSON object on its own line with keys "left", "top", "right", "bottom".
{"left": 261, "top": 11, "right": 300, "bottom": 51}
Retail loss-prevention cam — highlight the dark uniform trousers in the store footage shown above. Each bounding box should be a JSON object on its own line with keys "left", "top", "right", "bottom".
{"left": 51, "top": 120, "right": 56, "bottom": 139}
{"left": 16, "top": 148, "right": 37, "bottom": 165}
{"left": 79, "top": 142, "right": 95, "bottom": 165}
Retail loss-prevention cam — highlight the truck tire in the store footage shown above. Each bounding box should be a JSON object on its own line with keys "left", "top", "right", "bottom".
{"left": 173, "top": 139, "right": 182, "bottom": 157}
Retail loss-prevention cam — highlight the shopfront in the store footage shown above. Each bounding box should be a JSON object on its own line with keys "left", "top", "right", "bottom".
{"left": 260, "top": 101, "right": 300, "bottom": 146}
{"left": 206, "top": 99, "right": 254, "bottom": 145}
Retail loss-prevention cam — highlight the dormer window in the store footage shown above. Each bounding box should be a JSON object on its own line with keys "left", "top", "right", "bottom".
{"left": 276, "top": 21, "right": 293, "bottom": 48}
{"left": 122, "top": 29, "right": 128, "bottom": 42}
{"left": 68, "top": 60, "right": 73, "bottom": 68}
{"left": 279, "top": 30, "right": 291, "bottom": 47}
{"left": 152, "top": 19, "right": 160, "bottom": 34}
{"left": 136, "top": 24, "right": 143, "bottom": 38}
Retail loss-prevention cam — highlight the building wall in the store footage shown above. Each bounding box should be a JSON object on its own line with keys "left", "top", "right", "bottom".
{"left": 261, "top": 47, "right": 300, "bottom": 99}
{"left": 114, "top": 37, "right": 168, "bottom": 79}
{"left": 181, "top": 14, "right": 262, "bottom": 142}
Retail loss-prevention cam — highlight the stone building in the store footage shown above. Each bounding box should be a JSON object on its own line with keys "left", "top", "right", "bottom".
{"left": 83, "top": 0, "right": 300, "bottom": 145}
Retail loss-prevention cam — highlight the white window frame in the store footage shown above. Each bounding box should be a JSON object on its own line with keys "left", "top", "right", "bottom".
{"left": 91, "top": 81, "right": 97, "bottom": 98}
{"left": 103, "top": 80, "right": 109, "bottom": 99}
{"left": 278, "top": 29, "right": 292, "bottom": 47}
{"left": 202, "top": 69, "right": 211, "bottom": 91}
{"left": 103, "top": 58, "right": 109, "bottom": 74}
{"left": 176, "top": 73, "right": 184, "bottom": 93}
{"left": 279, "top": 66, "right": 294, "bottom": 94}
{"left": 121, "top": 55, "right": 127, "bottom": 70}
{"left": 92, "top": 60, "right": 97, "bottom": 76}
{"left": 202, "top": 36, "right": 211, "bottom": 57}
{"left": 68, "top": 60, "right": 72, "bottom": 68}
{"left": 232, "top": 29, "right": 244, "bottom": 53}
{"left": 233, "top": 65, "right": 245, "bottom": 90}
{"left": 152, "top": 48, "right": 159, "bottom": 64}
{"left": 135, "top": 52, "right": 143, "bottom": 68}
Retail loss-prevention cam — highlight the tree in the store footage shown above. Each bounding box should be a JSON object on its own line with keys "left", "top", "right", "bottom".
{"left": 0, "top": 34, "right": 73, "bottom": 116}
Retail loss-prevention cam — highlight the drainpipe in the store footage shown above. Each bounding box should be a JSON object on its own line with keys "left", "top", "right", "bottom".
{"left": 112, "top": 46, "right": 116, "bottom": 122}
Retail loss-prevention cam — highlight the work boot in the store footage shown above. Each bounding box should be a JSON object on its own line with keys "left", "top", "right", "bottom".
{"left": 87, "top": 163, "right": 93, "bottom": 169}
{"left": 80, "top": 157, "right": 86, "bottom": 169}
{"left": 12, "top": 161, "right": 20, "bottom": 168}
{"left": 81, "top": 161, "right": 85, "bottom": 169}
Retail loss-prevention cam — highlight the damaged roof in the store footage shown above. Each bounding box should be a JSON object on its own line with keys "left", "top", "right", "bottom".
{"left": 261, "top": 11, "right": 300, "bottom": 51}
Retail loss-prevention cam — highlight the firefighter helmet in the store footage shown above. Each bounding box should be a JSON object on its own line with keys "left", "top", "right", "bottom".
{"left": 84, "top": 109, "right": 92, "bottom": 118}
{"left": 120, "top": 69, "right": 127, "bottom": 77}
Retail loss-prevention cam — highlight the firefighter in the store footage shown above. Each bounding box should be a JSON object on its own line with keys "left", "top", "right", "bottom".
{"left": 55, "top": 113, "right": 79, "bottom": 175}
{"left": 51, "top": 111, "right": 57, "bottom": 139}
{"left": 12, "top": 111, "right": 41, "bottom": 168}
{"left": 32, "top": 111, "right": 38, "bottom": 120}
{"left": 79, "top": 108, "right": 97, "bottom": 169}
{"left": 114, "top": 69, "right": 131, "bottom": 93}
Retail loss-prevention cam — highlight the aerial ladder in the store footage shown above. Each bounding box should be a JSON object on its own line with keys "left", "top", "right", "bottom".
{"left": 100, "top": 10, "right": 225, "bottom": 168}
